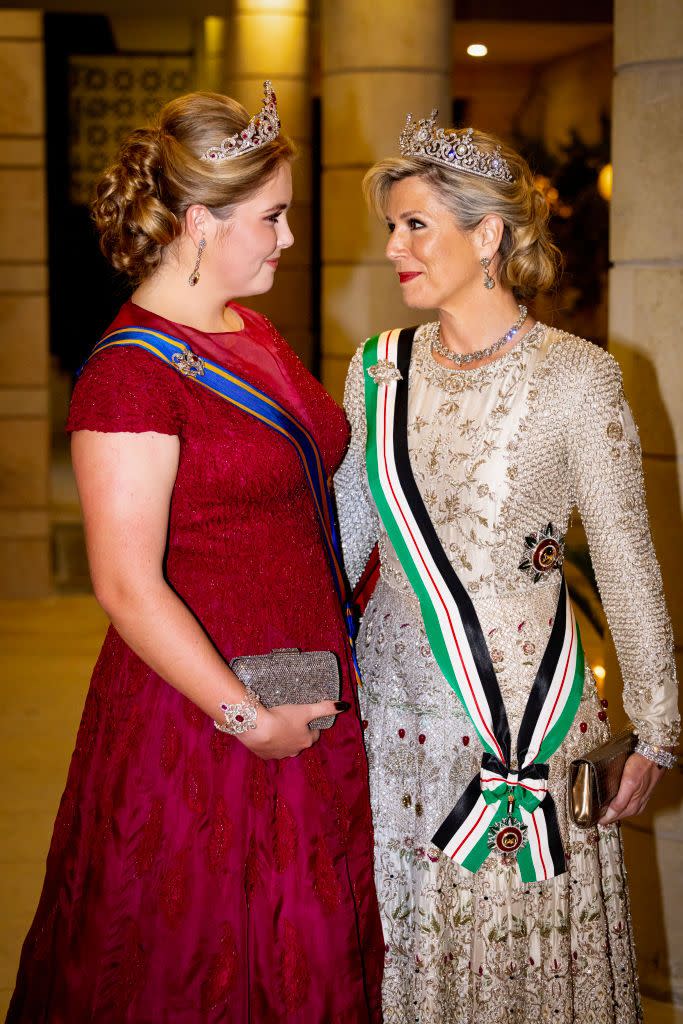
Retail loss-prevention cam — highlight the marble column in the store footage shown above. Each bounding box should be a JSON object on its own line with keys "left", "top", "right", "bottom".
{"left": 320, "top": 0, "right": 451, "bottom": 401}
{"left": 608, "top": 0, "right": 683, "bottom": 1006}
{"left": 224, "top": 0, "right": 313, "bottom": 366}
{"left": 0, "top": 9, "right": 50, "bottom": 597}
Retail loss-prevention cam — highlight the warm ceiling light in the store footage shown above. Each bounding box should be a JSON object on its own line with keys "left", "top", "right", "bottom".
{"left": 467, "top": 43, "right": 488, "bottom": 58}
{"left": 597, "top": 163, "right": 613, "bottom": 201}
{"left": 593, "top": 664, "right": 606, "bottom": 681}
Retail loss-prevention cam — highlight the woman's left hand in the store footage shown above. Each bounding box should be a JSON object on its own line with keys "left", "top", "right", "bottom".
{"left": 598, "top": 752, "right": 667, "bottom": 825}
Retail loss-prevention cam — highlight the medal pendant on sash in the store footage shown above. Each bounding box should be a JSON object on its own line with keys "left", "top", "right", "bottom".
{"left": 487, "top": 817, "right": 529, "bottom": 856}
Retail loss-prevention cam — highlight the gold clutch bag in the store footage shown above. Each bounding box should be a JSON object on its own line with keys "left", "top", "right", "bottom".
{"left": 229, "top": 648, "right": 341, "bottom": 730}
{"left": 568, "top": 726, "right": 638, "bottom": 828}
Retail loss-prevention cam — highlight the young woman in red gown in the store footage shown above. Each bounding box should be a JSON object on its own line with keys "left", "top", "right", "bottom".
{"left": 7, "top": 87, "right": 383, "bottom": 1023}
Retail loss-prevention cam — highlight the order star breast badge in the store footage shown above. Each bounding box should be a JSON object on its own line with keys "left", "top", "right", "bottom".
{"left": 367, "top": 360, "right": 403, "bottom": 386}
{"left": 519, "top": 522, "right": 565, "bottom": 583}
{"left": 487, "top": 816, "right": 529, "bottom": 856}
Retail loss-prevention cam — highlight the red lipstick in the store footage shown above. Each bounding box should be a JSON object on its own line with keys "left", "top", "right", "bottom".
{"left": 398, "top": 271, "right": 421, "bottom": 283}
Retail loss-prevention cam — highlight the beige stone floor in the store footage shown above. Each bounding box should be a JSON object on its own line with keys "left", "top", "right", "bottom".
{"left": 0, "top": 594, "right": 681, "bottom": 1022}
{"left": 0, "top": 595, "right": 107, "bottom": 1018}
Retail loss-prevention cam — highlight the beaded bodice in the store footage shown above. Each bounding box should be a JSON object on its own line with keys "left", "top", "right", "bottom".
{"left": 334, "top": 323, "right": 680, "bottom": 746}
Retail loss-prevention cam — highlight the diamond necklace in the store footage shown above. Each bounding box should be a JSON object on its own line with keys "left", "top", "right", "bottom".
{"left": 427, "top": 304, "right": 528, "bottom": 367}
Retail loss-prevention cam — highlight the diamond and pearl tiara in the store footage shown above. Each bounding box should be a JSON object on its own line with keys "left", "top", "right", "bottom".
{"left": 399, "top": 111, "right": 514, "bottom": 183}
{"left": 201, "top": 80, "right": 280, "bottom": 163}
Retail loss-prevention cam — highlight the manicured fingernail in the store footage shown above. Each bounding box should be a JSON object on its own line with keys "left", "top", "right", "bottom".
{"left": 335, "top": 701, "right": 350, "bottom": 712}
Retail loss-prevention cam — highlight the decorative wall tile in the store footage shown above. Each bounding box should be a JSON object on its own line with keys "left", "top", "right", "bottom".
{"left": 68, "top": 54, "right": 192, "bottom": 206}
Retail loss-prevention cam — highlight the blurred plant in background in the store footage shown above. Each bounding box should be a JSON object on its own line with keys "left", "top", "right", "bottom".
{"left": 515, "top": 115, "right": 611, "bottom": 343}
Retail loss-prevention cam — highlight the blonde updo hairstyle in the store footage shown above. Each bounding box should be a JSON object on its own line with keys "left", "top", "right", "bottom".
{"left": 93, "top": 91, "right": 296, "bottom": 284}
{"left": 363, "top": 128, "right": 560, "bottom": 299}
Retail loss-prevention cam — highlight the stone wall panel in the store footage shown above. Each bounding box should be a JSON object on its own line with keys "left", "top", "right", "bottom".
{"left": 614, "top": 0, "right": 683, "bottom": 66}
{"left": 229, "top": 12, "right": 308, "bottom": 80}
{"left": 322, "top": 167, "right": 387, "bottom": 265}
{"left": 0, "top": 11, "right": 50, "bottom": 596}
{"left": 0, "top": 418, "right": 49, "bottom": 507}
{"left": 611, "top": 63, "right": 682, "bottom": 263}
{"left": 323, "top": 0, "right": 450, "bottom": 72}
{"left": 320, "top": 0, "right": 450, "bottom": 381}
{"left": 322, "top": 264, "right": 424, "bottom": 359}
{"left": 0, "top": 40, "right": 43, "bottom": 135}
{"left": 0, "top": 295, "right": 49, "bottom": 387}
{"left": 323, "top": 70, "right": 450, "bottom": 166}
{"left": 0, "top": 168, "right": 47, "bottom": 263}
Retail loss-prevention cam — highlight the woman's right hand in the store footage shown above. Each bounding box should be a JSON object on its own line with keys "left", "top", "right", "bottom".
{"left": 238, "top": 701, "right": 349, "bottom": 760}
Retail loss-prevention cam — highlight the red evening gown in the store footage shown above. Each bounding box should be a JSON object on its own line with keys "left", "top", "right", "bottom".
{"left": 7, "top": 302, "right": 384, "bottom": 1024}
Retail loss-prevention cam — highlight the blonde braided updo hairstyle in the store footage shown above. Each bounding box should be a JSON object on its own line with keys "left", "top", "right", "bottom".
{"left": 363, "top": 128, "right": 561, "bottom": 299}
{"left": 93, "top": 91, "right": 295, "bottom": 284}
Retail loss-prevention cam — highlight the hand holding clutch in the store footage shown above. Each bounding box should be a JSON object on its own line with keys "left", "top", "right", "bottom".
{"left": 215, "top": 647, "right": 347, "bottom": 761}
{"left": 568, "top": 728, "right": 637, "bottom": 828}
{"left": 569, "top": 727, "right": 678, "bottom": 827}
{"left": 238, "top": 700, "right": 349, "bottom": 761}
{"left": 230, "top": 648, "right": 342, "bottom": 729}
{"left": 598, "top": 746, "right": 675, "bottom": 824}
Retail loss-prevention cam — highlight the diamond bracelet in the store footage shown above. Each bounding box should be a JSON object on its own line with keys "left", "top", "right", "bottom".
{"left": 634, "top": 739, "right": 678, "bottom": 770}
{"left": 214, "top": 685, "right": 262, "bottom": 735}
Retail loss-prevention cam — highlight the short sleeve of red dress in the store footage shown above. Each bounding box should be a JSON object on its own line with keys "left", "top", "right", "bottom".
{"left": 66, "top": 347, "right": 183, "bottom": 436}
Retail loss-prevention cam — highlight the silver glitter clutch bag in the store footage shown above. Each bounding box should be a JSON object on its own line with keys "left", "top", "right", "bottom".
{"left": 229, "top": 648, "right": 341, "bottom": 730}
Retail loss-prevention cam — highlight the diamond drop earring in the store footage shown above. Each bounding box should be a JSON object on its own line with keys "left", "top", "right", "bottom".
{"left": 188, "top": 238, "right": 206, "bottom": 287}
{"left": 480, "top": 256, "right": 495, "bottom": 290}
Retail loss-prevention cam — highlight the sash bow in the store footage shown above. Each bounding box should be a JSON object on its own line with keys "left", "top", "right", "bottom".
{"left": 480, "top": 753, "right": 549, "bottom": 815}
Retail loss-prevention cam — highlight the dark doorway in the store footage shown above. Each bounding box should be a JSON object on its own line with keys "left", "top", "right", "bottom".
{"left": 45, "top": 13, "right": 124, "bottom": 376}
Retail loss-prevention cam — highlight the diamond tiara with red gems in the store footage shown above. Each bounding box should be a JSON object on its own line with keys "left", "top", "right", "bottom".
{"left": 399, "top": 111, "right": 514, "bottom": 183}
{"left": 201, "top": 80, "right": 280, "bottom": 162}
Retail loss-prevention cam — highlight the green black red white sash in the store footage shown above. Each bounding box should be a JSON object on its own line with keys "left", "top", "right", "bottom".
{"left": 362, "top": 327, "right": 584, "bottom": 883}
{"left": 82, "top": 327, "right": 361, "bottom": 681}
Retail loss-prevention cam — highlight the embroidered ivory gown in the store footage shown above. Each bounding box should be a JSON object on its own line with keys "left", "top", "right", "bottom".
{"left": 334, "top": 322, "right": 680, "bottom": 1024}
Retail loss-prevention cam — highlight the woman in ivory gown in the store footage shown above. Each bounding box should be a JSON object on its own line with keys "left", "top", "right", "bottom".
{"left": 334, "top": 114, "right": 680, "bottom": 1024}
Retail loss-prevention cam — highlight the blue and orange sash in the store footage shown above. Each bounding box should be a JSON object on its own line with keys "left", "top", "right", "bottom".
{"left": 85, "top": 326, "right": 360, "bottom": 678}
{"left": 363, "top": 327, "right": 584, "bottom": 883}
